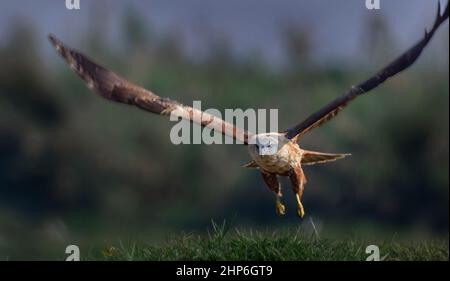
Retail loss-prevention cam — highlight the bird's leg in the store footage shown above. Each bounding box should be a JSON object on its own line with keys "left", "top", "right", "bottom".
{"left": 274, "top": 192, "right": 285, "bottom": 216}
{"left": 261, "top": 171, "right": 285, "bottom": 216}
{"left": 289, "top": 163, "right": 306, "bottom": 218}
{"left": 295, "top": 193, "right": 305, "bottom": 218}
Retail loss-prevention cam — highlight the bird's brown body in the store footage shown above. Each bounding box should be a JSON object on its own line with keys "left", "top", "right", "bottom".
{"left": 249, "top": 134, "right": 301, "bottom": 176}
{"left": 248, "top": 134, "right": 306, "bottom": 216}
{"left": 245, "top": 133, "right": 348, "bottom": 217}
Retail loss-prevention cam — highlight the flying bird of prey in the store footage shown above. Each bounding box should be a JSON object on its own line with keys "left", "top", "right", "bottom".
{"left": 49, "top": 3, "right": 448, "bottom": 218}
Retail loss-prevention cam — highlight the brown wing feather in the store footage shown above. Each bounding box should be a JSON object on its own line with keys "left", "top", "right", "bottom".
{"left": 48, "top": 35, "right": 251, "bottom": 144}
{"left": 284, "top": 2, "right": 449, "bottom": 141}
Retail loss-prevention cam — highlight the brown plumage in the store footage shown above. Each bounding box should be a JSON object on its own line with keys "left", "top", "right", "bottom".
{"left": 48, "top": 35, "right": 251, "bottom": 145}
{"left": 48, "top": 2, "right": 448, "bottom": 218}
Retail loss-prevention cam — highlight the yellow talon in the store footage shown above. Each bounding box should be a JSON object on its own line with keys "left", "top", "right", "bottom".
{"left": 275, "top": 198, "right": 286, "bottom": 216}
{"left": 295, "top": 194, "right": 305, "bottom": 218}
{"left": 297, "top": 204, "right": 305, "bottom": 218}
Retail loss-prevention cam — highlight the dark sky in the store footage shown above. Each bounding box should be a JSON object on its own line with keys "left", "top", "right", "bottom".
{"left": 0, "top": 0, "right": 447, "bottom": 65}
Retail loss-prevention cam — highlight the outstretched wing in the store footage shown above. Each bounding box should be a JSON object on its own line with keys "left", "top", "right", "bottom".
{"left": 49, "top": 35, "right": 252, "bottom": 144}
{"left": 284, "top": 2, "right": 449, "bottom": 141}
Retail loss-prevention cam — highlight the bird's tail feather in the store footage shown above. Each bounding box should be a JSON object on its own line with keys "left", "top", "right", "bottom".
{"left": 301, "top": 150, "right": 350, "bottom": 165}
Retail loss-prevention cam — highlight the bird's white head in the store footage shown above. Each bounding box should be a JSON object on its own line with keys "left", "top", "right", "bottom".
{"left": 248, "top": 133, "right": 289, "bottom": 157}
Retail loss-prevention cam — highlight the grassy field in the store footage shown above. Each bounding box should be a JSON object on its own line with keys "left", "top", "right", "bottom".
{"left": 86, "top": 222, "right": 449, "bottom": 261}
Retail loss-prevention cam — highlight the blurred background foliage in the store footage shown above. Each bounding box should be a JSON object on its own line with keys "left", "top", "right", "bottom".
{"left": 0, "top": 1, "right": 448, "bottom": 260}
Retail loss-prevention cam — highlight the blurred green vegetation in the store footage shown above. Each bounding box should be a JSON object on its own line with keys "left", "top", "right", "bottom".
{"left": 0, "top": 9, "right": 448, "bottom": 260}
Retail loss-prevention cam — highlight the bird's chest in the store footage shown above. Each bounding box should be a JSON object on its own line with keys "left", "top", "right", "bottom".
{"left": 255, "top": 144, "right": 301, "bottom": 175}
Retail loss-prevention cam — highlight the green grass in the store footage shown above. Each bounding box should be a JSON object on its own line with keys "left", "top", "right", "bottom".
{"left": 86, "top": 221, "right": 449, "bottom": 261}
